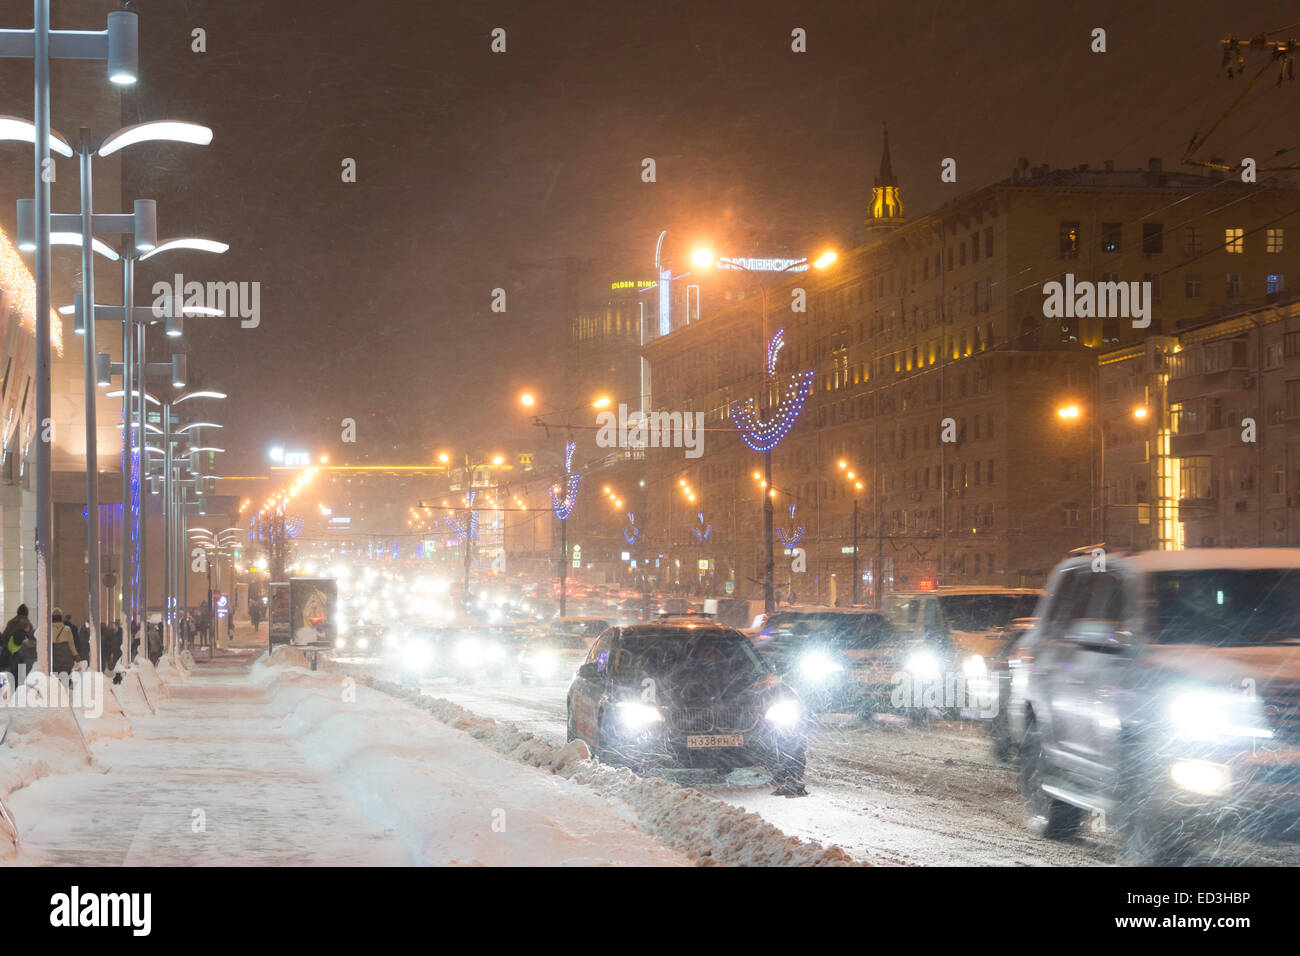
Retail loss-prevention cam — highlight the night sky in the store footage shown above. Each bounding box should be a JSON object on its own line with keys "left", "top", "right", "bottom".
{"left": 119, "top": 0, "right": 1298, "bottom": 477}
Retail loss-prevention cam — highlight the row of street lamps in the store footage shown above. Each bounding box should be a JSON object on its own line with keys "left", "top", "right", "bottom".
{"left": 0, "top": 5, "right": 231, "bottom": 671}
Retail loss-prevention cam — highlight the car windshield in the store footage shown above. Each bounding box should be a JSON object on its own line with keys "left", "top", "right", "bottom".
{"left": 613, "top": 630, "right": 769, "bottom": 685}
{"left": 761, "top": 612, "right": 892, "bottom": 648}
{"left": 558, "top": 620, "right": 608, "bottom": 637}
{"left": 939, "top": 595, "right": 1040, "bottom": 632}
{"left": 1152, "top": 569, "right": 1300, "bottom": 644}
{"left": 533, "top": 634, "right": 587, "bottom": 651}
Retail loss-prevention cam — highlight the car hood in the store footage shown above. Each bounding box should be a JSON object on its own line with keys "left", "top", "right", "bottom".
{"left": 1143, "top": 642, "right": 1300, "bottom": 691}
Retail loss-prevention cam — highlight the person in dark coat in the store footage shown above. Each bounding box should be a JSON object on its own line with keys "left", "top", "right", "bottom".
{"left": 1, "top": 603, "right": 33, "bottom": 682}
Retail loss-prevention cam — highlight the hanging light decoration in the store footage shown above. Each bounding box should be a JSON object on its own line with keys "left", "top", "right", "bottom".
{"left": 623, "top": 511, "right": 640, "bottom": 545}
{"left": 443, "top": 490, "right": 479, "bottom": 541}
{"left": 550, "top": 441, "right": 580, "bottom": 521}
{"left": 776, "top": 502, "right": 805, "bottom": 548}
{"left": 691, "top": 511, "right": 713, "bottom": 542}
{"left": 734, "top": 329, "right": 814, "bottom": 452}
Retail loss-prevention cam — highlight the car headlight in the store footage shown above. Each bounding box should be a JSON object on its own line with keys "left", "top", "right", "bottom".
{"left": 615, "top": 701, "right": 663, "bottom": 729}
{"left": 798, "top": 651, "right": 844, "bottom": 681}
{"left": 485, "top": 642, "right": 505, "bottom": 663}
{"left": 961, "top": 654, "right": 986, "bottom": 677}
{"left": 335, "top": 637, "right": 346, "bottom": 649}
{"left": 456, "top": 639, "right": 481, "bottom": 666}
{"left": 906, "top": 650, "right": 942, "bottom": 679}
{"left": 765, "top": 698, "right": 802, "bottom": 727}
{"left": 405, "top": 642, "right": 433, "bottom": 670}
{"left": 1168, "top": 689, "right": 1272, "bottom": 741}
{"left": 531, "top": 650, "right": 556, "bottom": 677}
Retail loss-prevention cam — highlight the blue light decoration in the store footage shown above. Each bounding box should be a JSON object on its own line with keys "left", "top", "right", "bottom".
{"left": 733, "top": 329, "right": 815, "bottom": 453}
{"left": 443, "top": 491, "right": 479, "bottom": 542}
{"left": 623, "top": 511, "right": 640, "bottom": 545}
{"left": 691, "top": 511, "right": 712, "bottom": 542}
{"left": 285, "top": 516, "right": 305, "bottom": 538}
{"left": 549, "top": 441, "right": 580, "bottom": 521}
{"left": 776, "top": 503, "right": 805, "bottom": 548}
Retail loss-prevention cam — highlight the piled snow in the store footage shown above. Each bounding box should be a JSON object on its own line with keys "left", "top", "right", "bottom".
{"left": 155, "top": 654, "right": 191, "bottom": 684}
{"left": 277, "top": 650, "right": 854, "bottom": 866}
{"left": 109, "top": 668, "right": 156, "bottom": 716}
{"left": 71, "top": 670, "right": 132, "bottom": 742}
{"left": 251, "top": 651, "right": 691, "bottom": 865}
{"left": 0, "top": 682, "right": 100, "bottom": 861}
{"left": 132, "top": 656, "right": 171, "bottom": 700}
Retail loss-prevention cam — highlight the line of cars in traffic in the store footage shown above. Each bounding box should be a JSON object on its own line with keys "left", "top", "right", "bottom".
{"left": 335, "top": 546, "right": 1300, "bottom": 860}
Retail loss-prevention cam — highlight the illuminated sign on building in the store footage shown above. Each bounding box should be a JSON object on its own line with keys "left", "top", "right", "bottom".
{"left": 717, "top": 257, "right": 809, "bottom": 273}
{"left": 610, "top": 280, "right": 657, "bottom": 290}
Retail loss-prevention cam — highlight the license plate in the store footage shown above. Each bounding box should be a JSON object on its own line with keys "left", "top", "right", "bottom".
{"left": 686, "top": 734, "right": 743, "bottom": 749}
{"left": 850, "top": 669, "right": 875, "bottom": 683}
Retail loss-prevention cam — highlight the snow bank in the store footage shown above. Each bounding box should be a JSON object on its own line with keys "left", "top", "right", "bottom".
{"left": 251, "top": 655, "right": 691, "bottom": 866}
{"left": 132, "top": 656, "right": 171, "bottom": 701}
{"left": 155, "top": 653, "right": 191, "bottom": 684}
{"left": 71, "top": 670, "right": 132, "bottom": 742}
{"left": 0, "top": 683, "right": 100, "bottom": 861}
{"left": 265, "top": 652, "right": 855, "bottom": 866}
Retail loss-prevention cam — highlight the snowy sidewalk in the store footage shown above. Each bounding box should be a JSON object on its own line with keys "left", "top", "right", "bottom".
{"left": 5, "top": 651, "right": 691, "bottom": 866}
{"left": 8, "top": 655, "right": 409, "bottom": 865}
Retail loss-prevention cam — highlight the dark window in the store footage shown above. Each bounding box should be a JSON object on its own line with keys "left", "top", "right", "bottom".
{"left": 1059, "top": 221, "right": 1081, "bottom": 259}
{"left": 1101, "top": 222, "right": 1121, "bottom": 253}
{"left": 1142, "top": 222, "right": 1164, "bottom": 255}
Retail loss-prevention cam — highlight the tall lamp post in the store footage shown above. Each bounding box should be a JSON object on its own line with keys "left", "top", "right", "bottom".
{"left": 1056, "top": 402, "right": 1150, "bottom": 544}
{"left": 836, "top": 460, "right": 866, "bottom": 604}
{"left": 0, "top": 3, "right": 137, "bottom": 674}
{"left": 1, "top": 117, "right": 213, "bottom": 670}
{"left": 692, "top": 248, "right": 836, "bottom": 612}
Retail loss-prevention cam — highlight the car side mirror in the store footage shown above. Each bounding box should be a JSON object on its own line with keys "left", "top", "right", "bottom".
{"left": 577, "top": 662, "right": 599, "bottom": 680}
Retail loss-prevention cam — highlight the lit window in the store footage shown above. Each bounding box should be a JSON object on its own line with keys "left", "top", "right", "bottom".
{"left": 1225, "top": 228, "right": 1245, "bottom": 254}
{"left": 1267, "top": 228, "right": 1285, "bottom": 254}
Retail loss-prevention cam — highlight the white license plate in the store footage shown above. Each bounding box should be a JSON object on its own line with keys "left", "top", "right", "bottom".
{"left": 850, "top": 669, "right": 876, "bottom": 683}
{"left": 686, "top": 734, "right": 743, "bottom": 749}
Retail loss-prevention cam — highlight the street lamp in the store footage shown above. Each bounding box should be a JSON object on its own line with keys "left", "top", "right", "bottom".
{"left": 1056, "top": 402, "right": 1149, "bottom": 544}
{"left": 693, "top": 248, "right": 837, "bottom": 612}
{"left": 0, "top": 4, "right": 139, "bottom": 672}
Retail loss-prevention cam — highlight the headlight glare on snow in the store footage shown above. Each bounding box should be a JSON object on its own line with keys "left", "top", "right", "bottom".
{"left": 798, "top": 651, "right": 843, "bottom": 681}
{"left": 961, "top": 654, "right": 986, "bottom": 677}
{"left": 1167, "top": 689, "right": 1272, "bottom": 741}
{"left": 334, "top": 637, "right": 345, "bottom": 649}
{"left": 765, "top": 698, "right": 802, "bottom": 727}
{"left": 615, "top": 701, "right": 662, "bottom": 729}
{"left": 906, "top": 650, "right": 941, "bottom": 679}
{"left": 405, "top": 641, "right": 434, "bottom": 671}
{"left": 356, "top": 637, "right": 368, "bottom": 650}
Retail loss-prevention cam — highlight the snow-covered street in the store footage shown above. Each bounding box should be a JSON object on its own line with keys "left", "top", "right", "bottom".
{"left": 2, "top": 650, "right": 715, "bottom": 866}
{"left": 358, "top": 662, "right": 1300, "bottom": 868}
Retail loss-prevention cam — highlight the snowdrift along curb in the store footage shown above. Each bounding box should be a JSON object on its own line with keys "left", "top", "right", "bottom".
{"left": 266, "top": 646, "right": 856, "bottom": 866}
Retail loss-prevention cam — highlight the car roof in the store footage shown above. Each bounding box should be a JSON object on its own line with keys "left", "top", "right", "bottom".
{"left": 768, "top": 605, "right": 884, "bottom": 616}
{"left": 885, "top": 587, "right": 1042, "bottom": 597}
{"left": 619, "top": 621, "right": 737, "bottom": 636}
{"left": 1065, "top": 547, "right": 1300, "bottom": 574}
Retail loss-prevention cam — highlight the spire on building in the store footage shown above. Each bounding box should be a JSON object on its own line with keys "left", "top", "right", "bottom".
{"left": 866, "top": 123, "right": 905, "bottom": 232}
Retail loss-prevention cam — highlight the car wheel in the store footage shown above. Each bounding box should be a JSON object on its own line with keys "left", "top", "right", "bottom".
{"left": 1116, "top": 747, "right": 1194, "bottom": 865}
{"left": 989, "top": 705, "right": 1014, "bottom": 763}
{"left": 1020, "top": 720, "right": 1084, "bottom": 839}
{"left": 767, "top": 743, "right": 807, "bottom": 783}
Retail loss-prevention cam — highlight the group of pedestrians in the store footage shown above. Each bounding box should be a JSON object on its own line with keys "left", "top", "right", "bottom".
{"left": 0, "top": 601, "right": 158, "bottom": 683}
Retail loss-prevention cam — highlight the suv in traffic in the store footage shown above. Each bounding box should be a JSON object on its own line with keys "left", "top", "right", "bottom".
{"left": 567, "top": 622, "right": 809, "bottom": 783}
{"left": 754, "top": 607, "right": 898, "bottom": 713}
{"left": 1016, "top": 548, "right": 1300, "bottom": 863}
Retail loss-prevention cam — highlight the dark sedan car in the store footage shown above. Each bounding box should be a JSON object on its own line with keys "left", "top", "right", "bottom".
{"left": 754, "top": 608, "right": 898, "bottom": 714}
{"left": 566, "top": 623, "right": 808, "bottom": 785}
